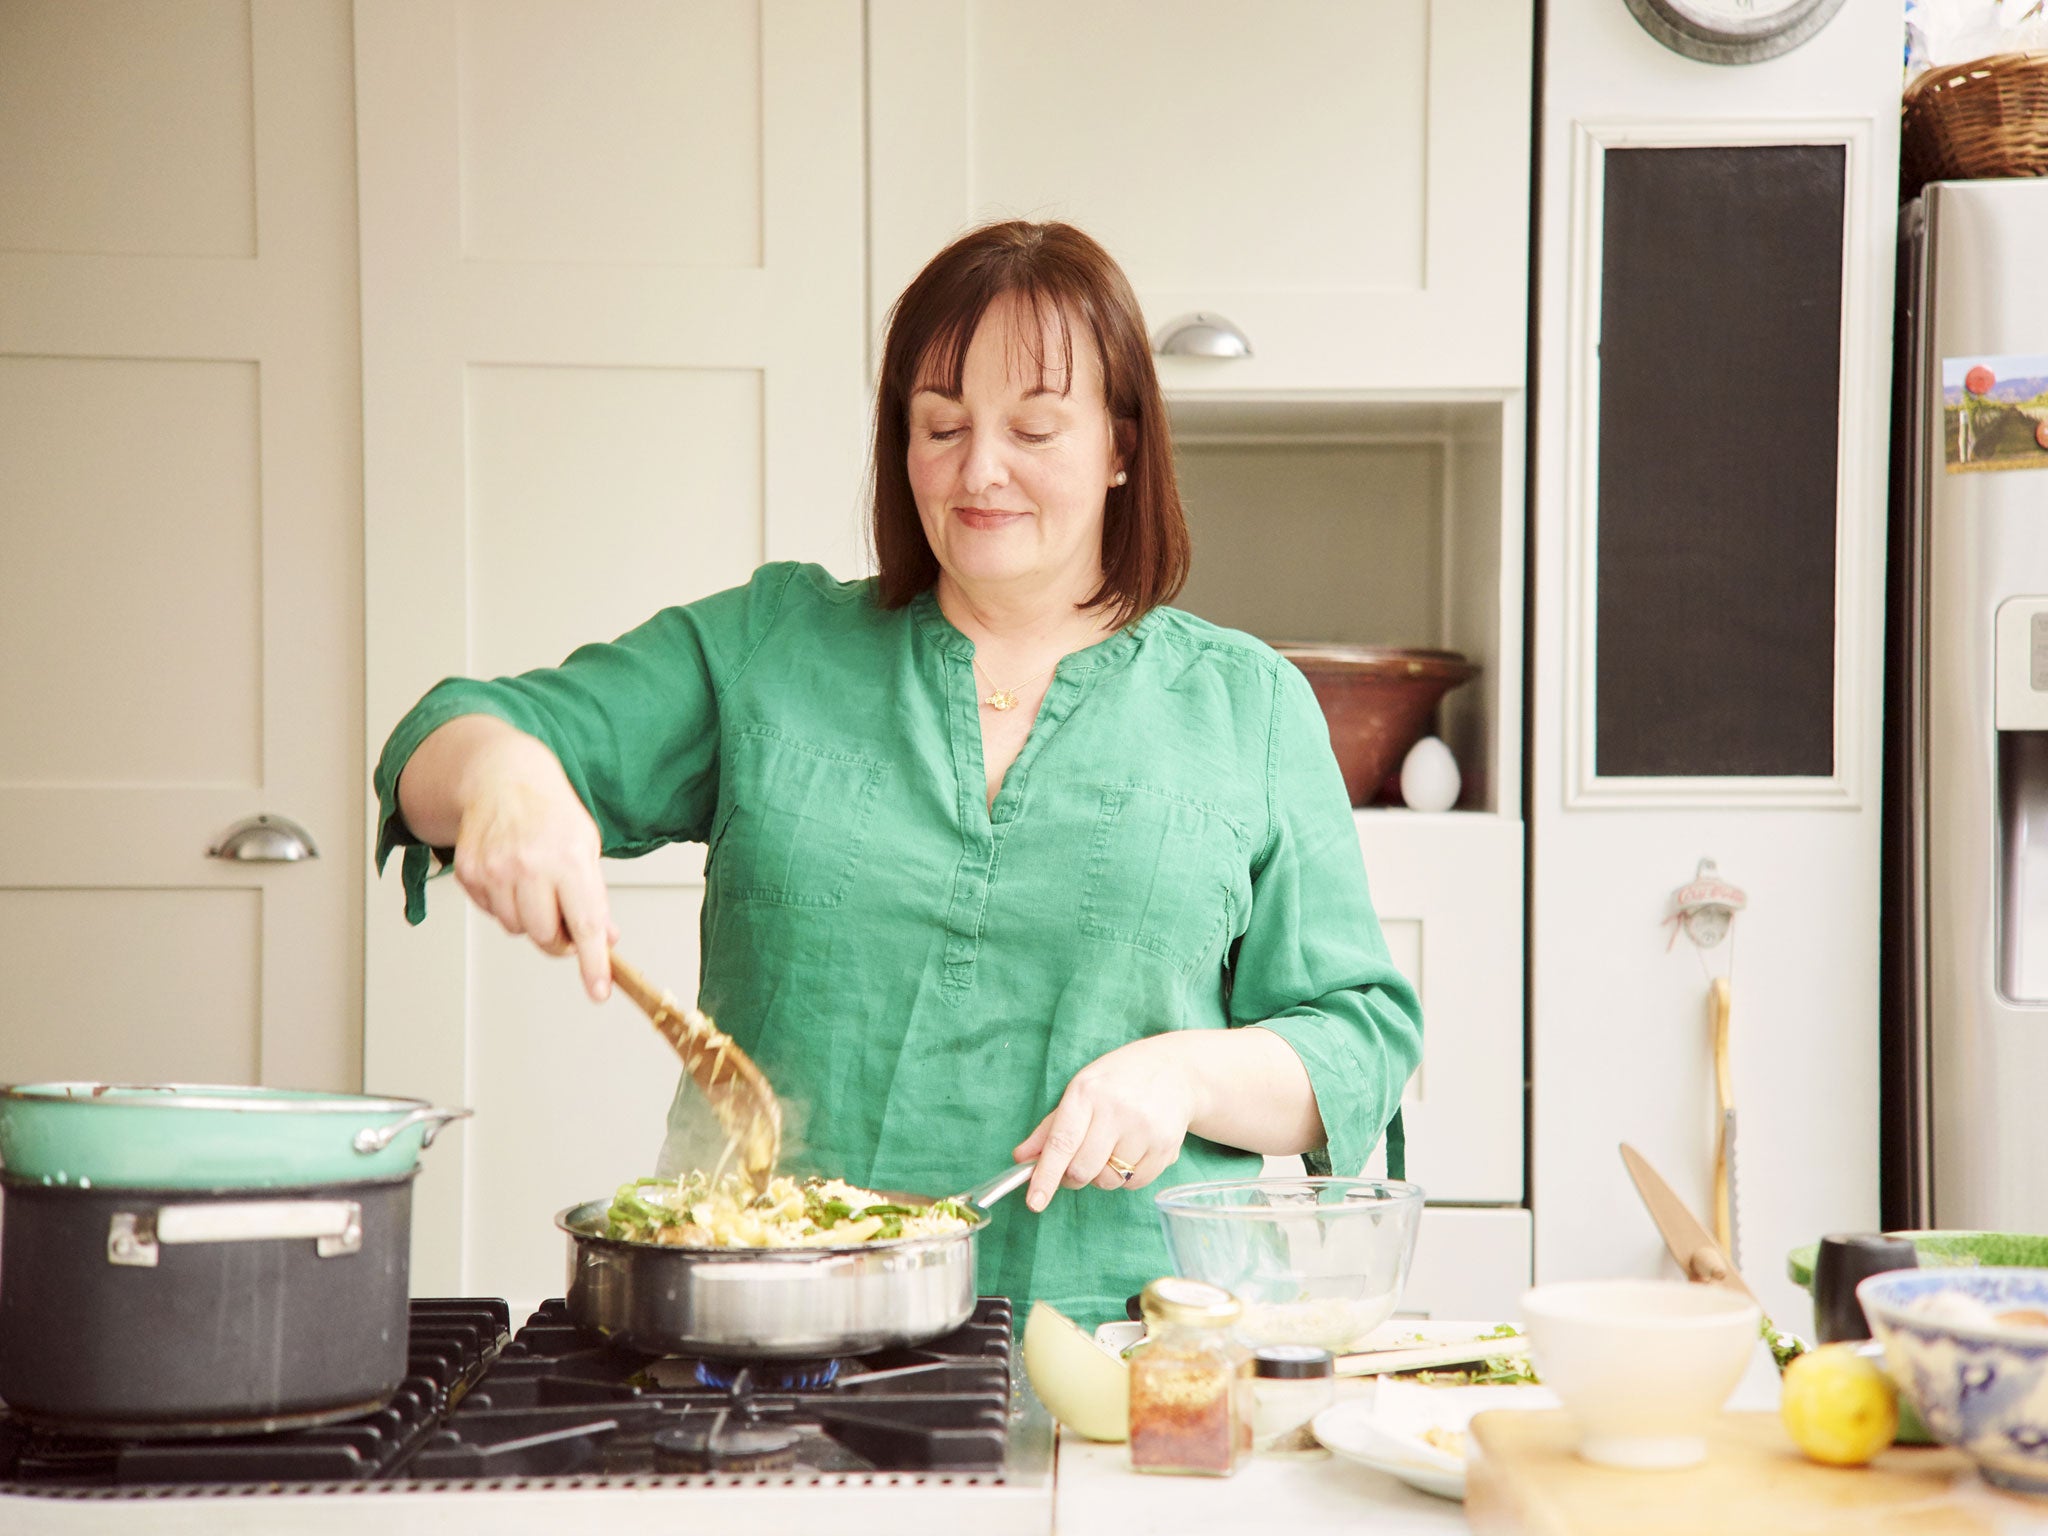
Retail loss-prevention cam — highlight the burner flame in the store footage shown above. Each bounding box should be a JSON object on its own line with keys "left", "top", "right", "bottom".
{"left": 693, "top": 1357, "right": 840, "bottom": 1393}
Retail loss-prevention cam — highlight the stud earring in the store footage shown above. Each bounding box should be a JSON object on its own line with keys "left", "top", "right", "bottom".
{"left": 1111, "top": 470, "right": 1128, "bottom": 487}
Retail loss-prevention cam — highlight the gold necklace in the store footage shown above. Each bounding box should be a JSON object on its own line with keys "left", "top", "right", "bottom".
{"left": 973, "top": 656, "right": 1058, "bottom": 712}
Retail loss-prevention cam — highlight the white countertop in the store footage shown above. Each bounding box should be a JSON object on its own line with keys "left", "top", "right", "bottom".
{"left": 1057, "top": 1433, "right": 1470, "bottom": 1536}
{"left": 1054, "top": 1337, "right": 1792, "bottom": 1536}
{"left": 1055, "top": 1372, "right": 1466, "bottom": 1536}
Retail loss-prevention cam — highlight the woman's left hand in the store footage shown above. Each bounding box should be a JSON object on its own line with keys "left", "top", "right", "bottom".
{"left": 1014, "top": 1035, "right": 1207, "bottom": 1211}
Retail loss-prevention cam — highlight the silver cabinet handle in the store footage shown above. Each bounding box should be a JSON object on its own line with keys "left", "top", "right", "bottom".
{"left": 1152, "top": 312, "right": 1253, "bottom": 358}
{"left": 107, "top": 1199, "right": 363, "bottom": 1266}
{"left": 353, "top": 1104, "right": 472, "bottom": 1154}
{"left": 208, "top": 814, "right": 319, "bottom": 862}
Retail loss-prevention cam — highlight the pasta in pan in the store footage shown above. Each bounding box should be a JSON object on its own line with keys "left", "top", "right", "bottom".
{"left": 605, "top": 1170, "right": 975, "bottom": 1249}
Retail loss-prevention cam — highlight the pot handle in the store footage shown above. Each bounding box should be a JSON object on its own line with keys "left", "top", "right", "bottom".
{"left": 108, "top": 1200, "right": 363, "bottom": 1267}
{"left": 352, "top": 1104, "right": 473, "bottom": 1155}
{"left": 959, "top": 1159, "right": 1038, "bottom": 1212}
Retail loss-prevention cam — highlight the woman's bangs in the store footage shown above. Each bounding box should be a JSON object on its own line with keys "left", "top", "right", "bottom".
{"left": 906, "top": 281, "right": 1081, "bottom": 402}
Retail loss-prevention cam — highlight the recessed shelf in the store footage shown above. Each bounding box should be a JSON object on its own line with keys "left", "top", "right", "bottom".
{"left": 1167, "top": 393, "right": 1523, "bottom": 815}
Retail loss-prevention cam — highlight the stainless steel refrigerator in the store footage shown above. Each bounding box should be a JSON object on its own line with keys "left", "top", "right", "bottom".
{"left": 1889, "top": 178, "right": 2048, "bottom": 1233}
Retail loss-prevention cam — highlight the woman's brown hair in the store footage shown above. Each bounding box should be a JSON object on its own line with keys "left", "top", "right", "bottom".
{"left": 869, "top": 221, "right": 1190, "bottom": 627}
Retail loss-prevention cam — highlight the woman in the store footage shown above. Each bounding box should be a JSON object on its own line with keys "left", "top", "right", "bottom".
{"left": 374, "top": 221, "right": 1422, "bottom": 1325}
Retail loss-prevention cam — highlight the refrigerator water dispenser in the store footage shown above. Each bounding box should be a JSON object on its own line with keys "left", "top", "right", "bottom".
{"left": 1997, "top": 600, "right": 2048, "bottom": 1003}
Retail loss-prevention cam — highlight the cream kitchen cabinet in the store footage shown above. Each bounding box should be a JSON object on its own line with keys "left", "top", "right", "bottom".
{"left": 868, "top": 0, "right": 1533, "bottom": 393}
{"left": 357, "top": 0, "right": 869, "bottom": 1302}
{"left": 869, "top": 0, "right": 1535, "bottom": 1235}
{"left": 1404, "top": 1207, "right": 1533, "bottom": 1319}
{"left": 1171, "top": 393, "right": 1528, "bottom": 1207}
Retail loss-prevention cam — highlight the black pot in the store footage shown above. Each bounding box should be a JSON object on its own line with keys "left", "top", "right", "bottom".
{"left": 0, "top": 1172, "right": 413, "bottom": 1437}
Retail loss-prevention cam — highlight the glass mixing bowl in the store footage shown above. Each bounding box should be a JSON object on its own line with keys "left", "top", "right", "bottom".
{"left": 1153, "top": 1177, "right": 1426, "bottom": 1352}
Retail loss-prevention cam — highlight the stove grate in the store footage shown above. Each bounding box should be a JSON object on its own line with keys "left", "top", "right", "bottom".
{"left": 0, "top": 1298, "right": 509, "bottom": 1487}
{"left": 0, "top": 1296, "right": 1028, "bottom": 1495}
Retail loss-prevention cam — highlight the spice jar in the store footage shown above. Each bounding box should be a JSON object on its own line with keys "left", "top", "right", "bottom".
{"left": 1248, "top": 1345, "right": 1335, "bottom": 1457}
{"left": 1127, "top": 1278, "right": 1251, "bottom": 1476}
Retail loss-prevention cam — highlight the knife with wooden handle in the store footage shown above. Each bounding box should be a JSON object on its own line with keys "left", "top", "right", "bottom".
{"left": 1619, "top": 1141, "right": 1758, "bottom": 1306}
{"left": 608, "top": 950, "right": 782, "bottom": 1189}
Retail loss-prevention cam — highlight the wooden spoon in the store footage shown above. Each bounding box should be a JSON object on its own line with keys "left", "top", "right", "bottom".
{"left": 606, "top": 950, "right": 782, "bottom": 1190}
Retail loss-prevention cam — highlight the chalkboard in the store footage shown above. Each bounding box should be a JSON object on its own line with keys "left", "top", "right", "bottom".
{"left": 1595, "top": 143, "right": 1845, "bottom": 779}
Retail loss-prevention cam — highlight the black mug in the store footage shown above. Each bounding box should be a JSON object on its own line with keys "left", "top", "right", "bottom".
{"left": 1812, "top": 1232, "right": 1919, "bottom": 1343}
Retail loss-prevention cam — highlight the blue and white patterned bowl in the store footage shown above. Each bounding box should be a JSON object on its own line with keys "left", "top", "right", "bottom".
{"left": 1859, "top": 1266, "right": 2048, "bottom": 1494}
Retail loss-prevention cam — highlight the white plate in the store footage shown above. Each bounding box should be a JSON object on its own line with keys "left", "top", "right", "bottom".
{"left": 1095, "top": 1320, "right": 1145, "bottom": 1355}
{"left": 1312, "top": 1378, "right": 1557, "bottom": 1501}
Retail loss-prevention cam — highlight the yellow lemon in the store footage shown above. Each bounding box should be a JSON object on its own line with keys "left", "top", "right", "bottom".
{"left": 1780, "top": 1343, "right": 1899, "bottom": 1466}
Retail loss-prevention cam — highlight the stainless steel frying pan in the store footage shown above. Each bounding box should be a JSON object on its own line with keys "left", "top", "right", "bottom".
{"left": 554, "top": 1161, "right": 1036, "bottom": 1358}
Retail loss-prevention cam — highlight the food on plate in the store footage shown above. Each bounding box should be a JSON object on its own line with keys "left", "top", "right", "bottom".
{"left": 604, "top": 1170, "right": 972, "bottom": 1248}
{"left": 1021, "top": 1301, "right": 1130, "bottom": 1443}
{"left": 1780, "top": 1343, "right": 1899, "bottom": 1467}
{"left": 1418, "top": 1425, "right": 1468, "bottom": 1460}
{"left": 1996, "top": 1307, "right": 2048, "bottom": 1328}
{"left": 1762, "top": 1314, "right": 1808, "bottom": 1371}
{"left": 1408, "top": 1322, "right": 1541, "bottom": 1385}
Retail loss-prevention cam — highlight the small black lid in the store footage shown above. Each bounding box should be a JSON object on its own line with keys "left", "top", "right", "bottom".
{"left": 1251, "top": 1345, "right": 1335, "bottom": 1378}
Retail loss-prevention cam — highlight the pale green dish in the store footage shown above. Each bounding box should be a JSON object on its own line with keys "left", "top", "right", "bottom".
{"left": 0, "top": 1083, "right": 469, "bottom": 1190}
{"left": 1786, "top": 1231, "right": 2048, "bottom": 1292}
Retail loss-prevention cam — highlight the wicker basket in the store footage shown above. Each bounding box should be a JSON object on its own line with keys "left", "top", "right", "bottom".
{"left": 1904, "top": 51, "right": 2048, "bottom": 195}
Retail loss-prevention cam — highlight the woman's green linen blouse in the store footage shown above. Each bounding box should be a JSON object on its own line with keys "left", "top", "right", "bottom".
{"left": 374, "top": 563, "right": 1423, "bottom": 1326}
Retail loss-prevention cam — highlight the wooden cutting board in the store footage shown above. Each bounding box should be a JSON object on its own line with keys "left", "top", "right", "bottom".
{"left": 1463, "top": 1410, "right": 2039, "bottom": 1536}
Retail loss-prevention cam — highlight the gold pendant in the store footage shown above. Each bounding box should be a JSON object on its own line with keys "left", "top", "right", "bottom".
{"left": 985, "top": 689, "right": 1018, "bottom": 711}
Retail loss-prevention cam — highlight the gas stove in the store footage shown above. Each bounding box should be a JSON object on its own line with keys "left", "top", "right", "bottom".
{"left": 0, "top": 1296, "right": 1054, "bottom": 1535}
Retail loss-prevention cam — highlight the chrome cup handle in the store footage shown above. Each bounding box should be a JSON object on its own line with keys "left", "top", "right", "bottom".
{"left": 352, "top": 1104, "right": 473, "bottom": 1155}
{"left": 958, "top": 1159, "right": 1037, "bottom": 1212}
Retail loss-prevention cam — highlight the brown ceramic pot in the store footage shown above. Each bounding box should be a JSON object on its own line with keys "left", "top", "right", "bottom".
{"left": 1273, "top": 644, "right": 1480, "bottom": 807}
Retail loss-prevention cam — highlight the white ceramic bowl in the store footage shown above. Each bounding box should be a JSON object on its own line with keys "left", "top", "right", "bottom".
{"left": 1520, "top": 1279, "right": 1760, "bottom": 1469}
{"left": 1859, "top": 1266, "right": 2048, "bottom": 1493}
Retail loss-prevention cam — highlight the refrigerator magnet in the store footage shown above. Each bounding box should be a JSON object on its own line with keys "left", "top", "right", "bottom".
{"left": 1943, "top": 353, "right": 2048, "bottom": 473}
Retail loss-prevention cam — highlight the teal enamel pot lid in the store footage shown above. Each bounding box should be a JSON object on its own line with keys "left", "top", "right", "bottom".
{"left": 0, "top": 1083, "right": 472, "bottom": 1190}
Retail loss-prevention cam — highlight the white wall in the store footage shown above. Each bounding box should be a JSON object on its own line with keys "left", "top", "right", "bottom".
{"left": 1529, "top": 2, "right": 1903, "bottom": 1334}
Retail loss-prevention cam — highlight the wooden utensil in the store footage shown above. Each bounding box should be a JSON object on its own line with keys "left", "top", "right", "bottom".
{"left": 1467, "top": 1410, "right": 1989, "bottom": 1536}
{"left": 1619, "top": 1142, "right": 1758, "bottom": 1305}
{"left": 607, "top": 951, "right": 781, "bottom": 1189}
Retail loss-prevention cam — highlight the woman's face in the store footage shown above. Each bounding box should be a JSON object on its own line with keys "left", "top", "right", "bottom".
{"left": 906, "top": 293, "right": 1124, "bottom": 608}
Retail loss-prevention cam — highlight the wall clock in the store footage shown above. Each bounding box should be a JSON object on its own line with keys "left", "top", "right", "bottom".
{"left": 1621, "top": 0, "right": 1849, "bottom": 64}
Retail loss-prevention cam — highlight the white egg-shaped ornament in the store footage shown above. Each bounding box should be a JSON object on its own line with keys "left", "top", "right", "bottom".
{"left": 1399, "top": 736, "right": 1461, "bottom": 813}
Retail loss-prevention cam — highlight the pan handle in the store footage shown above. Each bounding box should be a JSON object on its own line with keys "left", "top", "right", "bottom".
{"left": 959, "top": 1159, "right": 1037, "bottom": 1212}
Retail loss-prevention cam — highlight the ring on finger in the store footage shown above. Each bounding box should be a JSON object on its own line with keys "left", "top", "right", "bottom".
{"left": 1105, "top": 1155, "right": 1137, "bottom": 1185}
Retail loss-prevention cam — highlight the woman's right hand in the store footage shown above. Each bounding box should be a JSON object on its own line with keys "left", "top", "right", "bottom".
{"left": 400, "top": 717, "right": 618, "bottom": 1000}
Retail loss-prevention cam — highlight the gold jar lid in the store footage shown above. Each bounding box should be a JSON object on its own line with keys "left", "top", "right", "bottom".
{"left": 1139, "top": 1277, "right": 1242, "bottom": 1329}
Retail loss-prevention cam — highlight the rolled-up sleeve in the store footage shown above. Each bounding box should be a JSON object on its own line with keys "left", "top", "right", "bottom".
{"left": 1229, "top": 662, "right": 1424, "bottom": 1178}
{"left": 371, "top": 562, "right": 801, "bottom": 924}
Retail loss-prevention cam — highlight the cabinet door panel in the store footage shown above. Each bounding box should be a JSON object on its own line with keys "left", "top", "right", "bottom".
{"left": 358, "top": 0, "right": 866, "bottom": 1300}
{"left": 1356, "top": 811, "right": 1525, "bottom": 1204}
{"left": 0, "top": 0, "right": 363, "bottom": 1101}
{"left": 1402, "top": 1207, "right": 1531, "bottom": 1321}
{"left": 870, "top": 0, "right": 1532, "bottom": 391}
